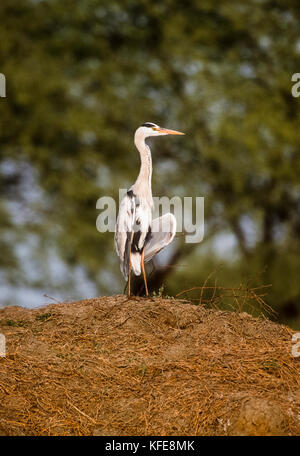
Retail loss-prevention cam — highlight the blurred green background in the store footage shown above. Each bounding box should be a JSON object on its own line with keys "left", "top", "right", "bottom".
{"left": 1, "top": 0, "right": 300, "bottom": 328}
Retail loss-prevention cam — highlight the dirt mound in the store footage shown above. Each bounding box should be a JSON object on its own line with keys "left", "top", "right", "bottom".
{"left": 0, "top": 295, "right": 299, "bottom": 436}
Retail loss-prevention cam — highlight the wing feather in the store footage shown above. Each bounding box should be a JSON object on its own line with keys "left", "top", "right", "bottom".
{"left": 115, "top": 190, "right": 153, "bottom": 280}
{"left": 114, "top": 193, "right": 135, "bottom": 280}
{"left": 144, "top": 213, "right": 176, "bottom": 263}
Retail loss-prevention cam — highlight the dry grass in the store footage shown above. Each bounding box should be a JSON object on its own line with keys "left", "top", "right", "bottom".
{"left": 0, "top": 294, "right": 300, "bottom": 436}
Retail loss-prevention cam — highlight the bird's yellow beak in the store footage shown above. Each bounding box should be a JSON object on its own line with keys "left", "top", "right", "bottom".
{"left": 155, "top": 127, "right": 185, "bottom": 135}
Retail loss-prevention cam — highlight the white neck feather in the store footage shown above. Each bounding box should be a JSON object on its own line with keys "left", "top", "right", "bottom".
{"left": 133, "top": 130, "right": 153, "bottom": 205}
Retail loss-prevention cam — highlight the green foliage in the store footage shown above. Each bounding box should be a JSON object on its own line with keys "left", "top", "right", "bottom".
{"left": 0, "top": 319, "right": 29, "bottom": 327}
{"left": 35, "top": 312, "right": 53, "bottom": 322}
{"left": 152, "top": 284, "right": 171, "bottom": 299}
{"left": 0, "top": 0, "right": 300, "bottom": 326}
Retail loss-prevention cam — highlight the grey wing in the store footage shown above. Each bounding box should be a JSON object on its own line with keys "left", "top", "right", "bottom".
{"left": 114, "top": 193, "right": 135, "bottom": 280}
{"left": 144, "top": 213, "right": 177, "bottom": 263}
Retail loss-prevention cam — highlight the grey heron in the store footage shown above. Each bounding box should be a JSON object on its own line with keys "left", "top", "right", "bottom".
{"left": 114, "top": 122, "right": 185, "bottom": 296}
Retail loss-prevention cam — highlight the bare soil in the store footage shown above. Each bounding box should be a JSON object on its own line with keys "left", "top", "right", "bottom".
{"left": 0, "top": 295, "right": 299, "bottom": 436}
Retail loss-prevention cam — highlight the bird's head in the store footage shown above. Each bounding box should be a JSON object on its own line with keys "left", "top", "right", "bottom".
{"left": 136, "top": 122, "right": 185, "bottom": 138}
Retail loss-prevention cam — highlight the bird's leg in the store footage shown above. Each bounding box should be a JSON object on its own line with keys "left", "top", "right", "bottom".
{"left": 141, "top": 247, "right": 149, "bottom": 297}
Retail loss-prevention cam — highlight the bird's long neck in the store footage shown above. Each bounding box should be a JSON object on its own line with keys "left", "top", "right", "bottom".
{"left": 133, "top": 131, "right": 153, "bottom": 205}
